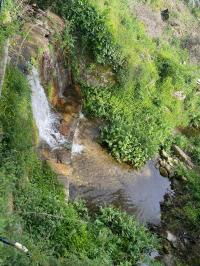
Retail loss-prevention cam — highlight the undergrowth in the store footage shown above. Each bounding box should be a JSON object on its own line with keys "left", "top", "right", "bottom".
{"left": 0, "top": 66, "right": 159, "bottom": 265}
{"left": 33, "top": 1, "right": 200, "bottom": 167}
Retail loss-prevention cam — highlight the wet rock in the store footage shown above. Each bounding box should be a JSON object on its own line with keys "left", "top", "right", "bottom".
{"left": 59, "top": 120, "right": 70, "bottom": 136}
{"left": 160, "top": 150, "right": 174, "bottom": 168}
{"left": 160, "top": 160, "right": 171, "bottom": 172}
{"left": 159, "top": 166, "right": 169, "bottom": 178}
{"left": 55, "top": 149, "right": 71, "bottom": 164}
{"left": 172, "top": 145, "right": 194, "bottom": 168}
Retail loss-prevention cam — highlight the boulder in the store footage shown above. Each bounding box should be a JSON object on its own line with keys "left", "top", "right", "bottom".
{"left": 172, "top": 145, "right": 194, "bottom": 168}
{"left": 159, "top": 166, "right": 169, "bottom": 177}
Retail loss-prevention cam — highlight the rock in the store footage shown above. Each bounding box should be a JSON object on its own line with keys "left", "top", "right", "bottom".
{"left": 167, "top": 157, "right": 174, "bottom": 167}
{"left": 161, "top": 150, "right": 170, "bottom": 160}
{"left": 173, "top": 158, "right": 179, "bottom": 165}
{"left": 166, "top": 231, "right": 178, "bottom": 248}
{"left": 197, "top": 79, "right": 200, "bottom": 85}
{"left": 59, "top": 120, "right": 70, "bottom": 136}
{"left": 159, "top": 159, "right": 174, "bottom": 177}
{"left": 172, "top": 145, "right": 194, "bottom": 168}
{"left": 161, "top": 9, "right": 169, "bottom": 21}
{"left": 167, "top": 231, "right": 177, "bottom": 243}
{"left": 159, "top": 166, "right": 169, "bottom": 177}
{"left": 55, "top": 149, "right": 71, "bottom": 164}
{"left": 173, "top": 91, "right": 186, "bottom": 101}
{"left": 160, "top": 160, "right": 171, "bottom": 172}
{"left": 181, "top": 176, "right": 187, "bottom": 182}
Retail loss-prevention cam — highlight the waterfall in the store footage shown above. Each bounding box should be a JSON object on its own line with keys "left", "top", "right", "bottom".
{"left": 28, "top": 66, "right": 66, "bottom": 148}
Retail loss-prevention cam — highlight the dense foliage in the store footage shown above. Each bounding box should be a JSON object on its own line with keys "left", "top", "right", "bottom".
{"left": 53, "top": 0, "right": 198, "bottom": 166}
{"left": 0, "top": 0, "right": 22, "bottom": 53}
{"left": 32, "top": 1, "right": 200, "bottom": 167}
{"left": 0, "top": 66, "right": 159, "bottom": 265}
{"left": 1, "top": 0, "right": 200, "bottom": 264}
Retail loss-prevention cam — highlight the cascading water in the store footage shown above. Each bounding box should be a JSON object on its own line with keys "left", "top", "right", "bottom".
{"left": 28, "top": 66, "right": 66, "bottom": 148}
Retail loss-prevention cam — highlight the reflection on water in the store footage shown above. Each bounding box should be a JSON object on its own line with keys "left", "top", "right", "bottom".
{"left": 70, "top": 118, "right": 171, "bottom": 224}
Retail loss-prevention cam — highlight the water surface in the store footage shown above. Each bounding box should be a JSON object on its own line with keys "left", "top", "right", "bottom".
{"left": 70, "top": 117, "right": 171, "bottom": 224}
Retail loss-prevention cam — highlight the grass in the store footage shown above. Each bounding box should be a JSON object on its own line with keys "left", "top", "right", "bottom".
{"left": 0, "top": 65, "right": 159, "bottom": 265}
{"left": 50, "top": 0, "right": 199, "bottom": 167}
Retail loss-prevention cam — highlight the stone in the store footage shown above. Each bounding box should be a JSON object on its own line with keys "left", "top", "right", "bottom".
{"left": 166, "top": 231, "right": 178, "bottom": 248}
{"left": 55, "top": 149, "right": 71, "bottom": 165}
{"left": 173, "top": 91, "right": 186, "bottom": 101}
{"left": 161, "top": 9, "right": 169, "bottom": 21}
{"left": 173, "top": 145, "right": 194, "bottom": 168}
{"left": 166, "top": 231, "right": 177, "bottom": 243}
{"left": 160, "top": 160, "right": 174, "bottom": 177}
{"left": 161, "top": 150, "right": 170, "bottom": 160}
{"left": 181, "top": 176, "right": 187, "bottom": 182}
{"left": 159, "top": 166, "right": 169, "bottom": 177}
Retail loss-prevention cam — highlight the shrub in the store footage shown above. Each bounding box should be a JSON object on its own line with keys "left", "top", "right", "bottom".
{"left": 0, "top": 66, "right": 159, "bottom": 265}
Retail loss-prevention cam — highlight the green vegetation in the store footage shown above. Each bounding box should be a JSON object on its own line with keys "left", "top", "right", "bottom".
{"left": 43, "top": 0, "right": 199, "bottom": 167}
{"left": 157, "top": 127, "right": 200, "bottom": 264}
{"left": 0, "top": 66, "right": 159, "bottom": 265}
{"left": 0, "top": 0, "right": 21, "bottom": 52}
{"left": 1, "top": 0, "right": 200, "bottom": 264}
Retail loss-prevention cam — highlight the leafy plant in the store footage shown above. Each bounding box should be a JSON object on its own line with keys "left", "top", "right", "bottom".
{"left": 0, "top": 65, "right": 159, "bottom": 265}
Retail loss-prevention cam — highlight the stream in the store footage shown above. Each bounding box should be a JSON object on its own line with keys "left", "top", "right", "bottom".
{"left": 28, "top": 66, "right": 172, "bottom": 225}
{"left": 70, "top": 117, "right": 171, "bottom": 224}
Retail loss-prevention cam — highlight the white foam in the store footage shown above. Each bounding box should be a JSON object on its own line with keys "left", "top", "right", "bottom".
{"left": 28, "top": 66, "right": 66, "bottom": 148}
{"left": 72, "top": 143, "right": 84, "bottom": 155}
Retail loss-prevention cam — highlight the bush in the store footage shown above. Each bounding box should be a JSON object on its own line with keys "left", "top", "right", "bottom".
{"left": 0, "top": 66, "right": 159, "bottom": 265}
{"left": 31, "top": 0, "right": 200, "bottom": 167}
